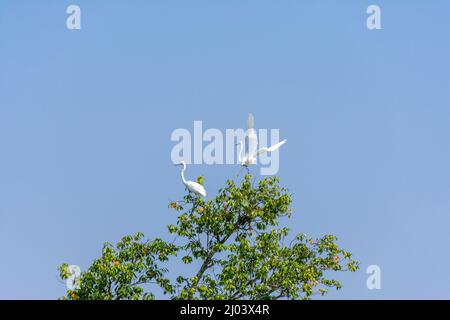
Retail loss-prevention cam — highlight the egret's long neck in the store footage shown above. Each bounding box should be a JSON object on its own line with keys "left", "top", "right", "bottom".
{"left": 180, "top": 164, "right": 188, "bottom": 185}
{"left": 238, "top": 142, "right": 243, "bottom": 163}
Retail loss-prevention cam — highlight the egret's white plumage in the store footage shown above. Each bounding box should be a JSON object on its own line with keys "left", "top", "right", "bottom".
{"left": 256, "top": 140, "right": 287, "bottom": 156}
{"left": 175, "top": 161, "right": 207, "bottom": 197}
{"left": 237, "top": 114, "right": 287, "bottom": 167}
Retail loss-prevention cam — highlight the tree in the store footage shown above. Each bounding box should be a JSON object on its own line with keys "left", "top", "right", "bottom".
{"left": 59, "top": 174, "right": 359, "bottom": 300}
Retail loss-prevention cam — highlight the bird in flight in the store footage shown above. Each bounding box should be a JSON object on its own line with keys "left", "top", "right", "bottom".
{"left": 236, "top": 113, "right": 287, "bottom": 168}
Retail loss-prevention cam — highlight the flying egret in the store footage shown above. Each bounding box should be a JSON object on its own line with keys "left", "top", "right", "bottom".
{"left": 174, "top": 161, "right": 207, "bottom": 197}
{"left": 237, "top": 113, "right": 287, "bottom": 167}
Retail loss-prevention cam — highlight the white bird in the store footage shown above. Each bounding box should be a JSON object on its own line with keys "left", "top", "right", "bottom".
{"left": 174, "top": 161, "right": 207, "bottom": 197}
{"left": 237, "top": 113, "right": 287, "bottom": 167}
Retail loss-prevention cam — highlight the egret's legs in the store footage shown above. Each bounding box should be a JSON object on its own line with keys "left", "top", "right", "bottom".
{"left": 236, "top": 166, "right": 245, "bottom": 178}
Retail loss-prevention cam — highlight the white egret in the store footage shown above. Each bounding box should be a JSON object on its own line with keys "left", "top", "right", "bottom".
{"left": 174, "top": 161, "right": 207, "bottom": 197}
{"left": 237, "top": 114, "right": 287, "bottom": 167}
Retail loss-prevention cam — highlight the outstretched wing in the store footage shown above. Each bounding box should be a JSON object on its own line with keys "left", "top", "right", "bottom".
{"left": 245, "top": 113, "right": 258, "bottom": 157}
{"left": 247, "top": 113, "right": 254, "bottom": 130}
{"left": 257, "top": 139, "right": 287, "bottom": 155}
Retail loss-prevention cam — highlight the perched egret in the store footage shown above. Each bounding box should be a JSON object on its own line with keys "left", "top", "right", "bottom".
{"left": 174, "top": 161, "right": 207, "bottom": 197}
{"left": 237, "top": 113, "right": 287, "bottom": 167}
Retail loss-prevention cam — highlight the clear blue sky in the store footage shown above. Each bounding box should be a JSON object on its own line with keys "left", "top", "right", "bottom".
{"left": 1, "top": 1, "right": 450, "bottom": 299}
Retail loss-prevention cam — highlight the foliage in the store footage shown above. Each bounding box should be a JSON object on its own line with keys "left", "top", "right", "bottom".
{"left": 59, "top": 174, "right": 358, "bottom": 300}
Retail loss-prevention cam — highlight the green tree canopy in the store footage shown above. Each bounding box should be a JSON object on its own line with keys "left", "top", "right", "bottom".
{"left": 59, "top": 174, "right": 358, "bottom": 300}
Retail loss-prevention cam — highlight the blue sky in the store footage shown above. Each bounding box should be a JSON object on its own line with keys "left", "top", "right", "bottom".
{"left": 1, "top": 0, "right": 450, "bottom": 299}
